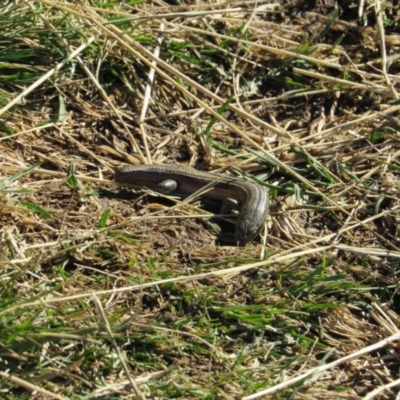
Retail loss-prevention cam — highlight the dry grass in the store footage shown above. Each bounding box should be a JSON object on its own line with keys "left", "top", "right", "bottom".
{"left": 1, "top": 0, "right": 400, "bottom": 399}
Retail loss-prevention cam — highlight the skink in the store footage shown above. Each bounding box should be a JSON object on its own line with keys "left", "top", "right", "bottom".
{"left": 114, "top": 164, "right": 269, "bottom": 246}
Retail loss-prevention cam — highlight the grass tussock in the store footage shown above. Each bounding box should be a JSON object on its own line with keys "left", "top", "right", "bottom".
{"left": 0, "top": 0, "right": 400, "bottom": 399}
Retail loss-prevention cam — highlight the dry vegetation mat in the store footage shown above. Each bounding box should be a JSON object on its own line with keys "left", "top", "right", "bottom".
{"left": 1, "top": 0, "right": 400, "bottom": 399}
